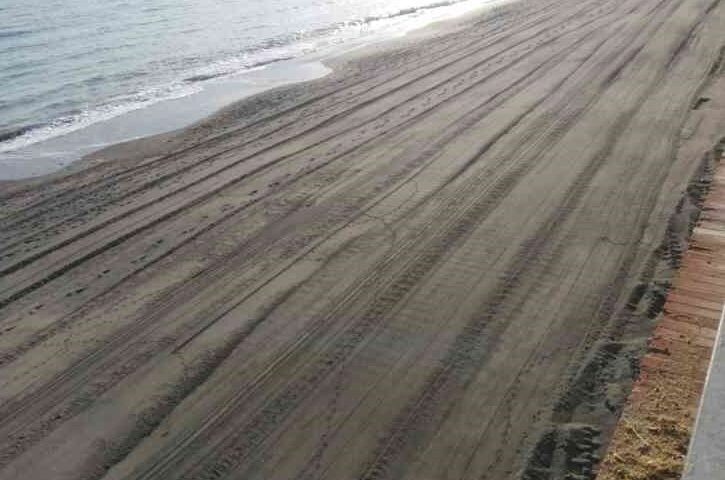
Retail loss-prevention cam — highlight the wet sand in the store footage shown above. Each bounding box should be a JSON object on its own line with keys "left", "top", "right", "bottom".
{"left": 0, "top": 0, "right": 724, "bottom": 478}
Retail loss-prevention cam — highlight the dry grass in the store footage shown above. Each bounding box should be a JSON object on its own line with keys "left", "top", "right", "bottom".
{"left": 602, "top": 414, "right": 690, "bottom": 480}
{"left": 597, "top": 336, "right": 709, "bottom": 480}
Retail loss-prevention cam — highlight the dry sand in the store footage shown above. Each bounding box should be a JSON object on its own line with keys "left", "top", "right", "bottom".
{"left": 0, "top": 0, "right": 724, "bottom": 478}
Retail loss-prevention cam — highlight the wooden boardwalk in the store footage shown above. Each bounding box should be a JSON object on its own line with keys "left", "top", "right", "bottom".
{"left": 598, "top": 155, "right": 725, "bottom": 479}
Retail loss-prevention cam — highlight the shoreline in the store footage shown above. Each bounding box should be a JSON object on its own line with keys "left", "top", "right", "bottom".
{"left": 0, "top": 60, "right": 333, "bottom": 182}
{"left": 0, "top": 0, "right": 723, "bottom": 478}
{"left": 0, "top": 0, "right": 502, "bottom": 183}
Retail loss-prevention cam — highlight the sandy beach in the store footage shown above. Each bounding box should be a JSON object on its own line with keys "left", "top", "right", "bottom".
{"left": 0, "top": 0, "right": 724, "bottom": 478}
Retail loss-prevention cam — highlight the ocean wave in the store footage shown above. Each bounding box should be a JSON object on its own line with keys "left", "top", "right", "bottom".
{"left": 360, "top": 0, "right": 468, "bottom": 24}
{"left": 0, "top": 124, "right": 41, "bottom": 143}
{"left": 181, "top": 0, "right": 476, "bottom": 84}
{"left": 184, "top": 56, "right": 295, "bottom": 83}
{"left": 0, "top": 82, "right": 202, "bottom": 154}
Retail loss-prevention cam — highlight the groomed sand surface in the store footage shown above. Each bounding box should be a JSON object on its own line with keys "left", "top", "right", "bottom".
{"left": 0, "top": 0, "right": 724, "bottom": 478}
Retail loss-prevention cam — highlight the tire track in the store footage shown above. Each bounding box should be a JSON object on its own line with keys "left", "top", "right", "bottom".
{"left": 120, "top": 15, "right": 652, "bottom": 479}
{"left": 0, "top": 16, "right": 619, "bottom": 466}
{"left": 1, "top": 0, "right": 721, "bottom": 477}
